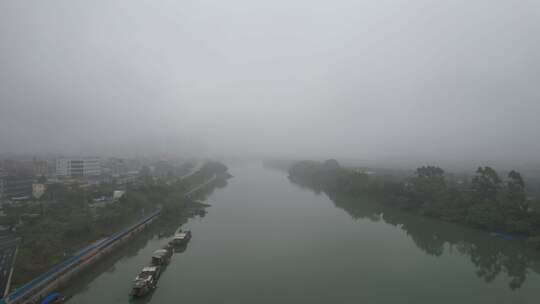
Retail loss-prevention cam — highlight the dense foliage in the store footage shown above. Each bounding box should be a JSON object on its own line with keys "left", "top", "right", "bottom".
{"left": 289, "top": 160, "right": 540, "bottom": 247}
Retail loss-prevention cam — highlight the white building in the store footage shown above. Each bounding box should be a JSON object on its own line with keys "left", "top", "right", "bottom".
{"left": 113, "top": 190, "right": 125, "bottom": 201}
{"left": 56, "top": 157, "right": 101, "bottom": 177}
{"left": 32, "top": 183, "right": 46, "bottom": 199}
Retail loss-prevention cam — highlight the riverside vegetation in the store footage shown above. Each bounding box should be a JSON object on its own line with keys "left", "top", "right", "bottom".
{"left": 288, "top": 160, "right": 540, "bottom": 290}
{"left": 288, "top": 160, "right": 540, "bottom": 247}
{"left": 4, "top": 161, "right": 230, "bottom": 287}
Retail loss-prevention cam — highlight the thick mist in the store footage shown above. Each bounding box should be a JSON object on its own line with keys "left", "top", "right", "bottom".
{"left": 1, "top": 0, "right": 539, "bottom": 166}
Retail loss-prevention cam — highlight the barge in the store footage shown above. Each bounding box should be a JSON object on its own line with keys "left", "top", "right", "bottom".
{"left": 131, "top": 230, "right": 193, "bottom": 297}
{"left": 151, "top": 246, "right": 173, "bottom": 266}
{"left": 131, "top": 266, "right": 160, "bottom": 297}
{"left": 170, "top": 230, "right": 192, "bottom": 246}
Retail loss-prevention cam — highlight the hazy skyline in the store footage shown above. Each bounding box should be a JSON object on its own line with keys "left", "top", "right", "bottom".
{"left": 1, "top": 0, "right": 539, "bottom": 166}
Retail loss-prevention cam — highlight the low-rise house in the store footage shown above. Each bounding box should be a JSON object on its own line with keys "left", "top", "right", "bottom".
{"left": 113, "top": 190, "right": 125, "bottom": 201}
{"left": 32, "top": 183, "right": 46, "bottom": 199}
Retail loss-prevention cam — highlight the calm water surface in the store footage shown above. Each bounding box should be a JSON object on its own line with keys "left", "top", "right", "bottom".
{"left": 66, "top": 164, "right": 540, "bottom": 304}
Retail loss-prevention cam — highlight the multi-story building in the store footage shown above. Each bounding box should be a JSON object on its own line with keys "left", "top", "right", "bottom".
{"left": 0, "top": 160, "right": 33, "bottom": 199}
{"left": 103, "top": 158, "right": 128, "bottom": 176}
{"left": 2, "top": 176, "right": 33, "bottom": 198}
{"left": 32, "top": 159, "right": 49, "bottom": 177}
{"left": 1, "top": 160, "right": 33, "bottom": 176}
{"left": 56, "top": 157, "right": 101, "bottom": 178}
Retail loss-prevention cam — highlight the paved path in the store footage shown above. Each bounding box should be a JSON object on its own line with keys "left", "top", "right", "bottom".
{"left": 184, "top": 175, "right": 217, "bottom": 198}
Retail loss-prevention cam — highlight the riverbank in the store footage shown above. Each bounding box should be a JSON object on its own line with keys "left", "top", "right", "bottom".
{"left": 287, "top": 160, "right": 540, "bottom": 248}
{"left": 7, "top": 161, "right": 230, "bottom": 289}
{"left": 3, "top": 209, "right": 162, "bottom": 304}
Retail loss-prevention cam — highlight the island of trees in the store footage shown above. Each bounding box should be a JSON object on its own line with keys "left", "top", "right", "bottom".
{"left": 288, "top": 159, "right": 540, "bottom": 248}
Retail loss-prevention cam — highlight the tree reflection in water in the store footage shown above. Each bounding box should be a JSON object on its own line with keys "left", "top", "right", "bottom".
{"left": 291, "top": 179, "right": 540, "bottom": 290}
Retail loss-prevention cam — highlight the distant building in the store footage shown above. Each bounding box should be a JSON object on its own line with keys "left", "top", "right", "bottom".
{"left": 0, "top": 160, "right": 33, "bottom": 199}
{"left": 32, "top": 183, "right": 46, "bottom": 199}
{"left": 56, "top": 157, "right": 101, "bottom": 178}
{"left": 106, "top": 158, "right": 128, "bottom": 176}
{"left": 32, "top": 159, "right": 49, "bottom": 177}
{"left": 115, "top": 172, "right": 139, "bottom": 185}
{"left": 1, "top": 176, "right": 33, "bottom": 199}
{"left": 1, "top": 160, "right": 33, "bottom": 176}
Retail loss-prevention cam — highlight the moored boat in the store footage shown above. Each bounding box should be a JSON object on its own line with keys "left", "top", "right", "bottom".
{"left": 170, "top": 230, "right": 192, "bottom": 246}
{"left": 131, "top": 266, "right": 160, "bottom": 297}
{"left": 151, "top": 246, "right": 173, "bottom": 266}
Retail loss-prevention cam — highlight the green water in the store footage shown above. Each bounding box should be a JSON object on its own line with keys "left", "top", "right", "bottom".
{"left": 65, "top": 164, "right": 540, "bottom": 303}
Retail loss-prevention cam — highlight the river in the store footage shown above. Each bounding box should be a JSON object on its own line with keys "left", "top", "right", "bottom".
{"left": 65, "top": 163, "right": 540, "bottom": 303}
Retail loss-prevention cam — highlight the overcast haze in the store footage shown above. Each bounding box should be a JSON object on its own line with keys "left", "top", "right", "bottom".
{"left": 1, "top": 0, "right": 539, "bottom": 166}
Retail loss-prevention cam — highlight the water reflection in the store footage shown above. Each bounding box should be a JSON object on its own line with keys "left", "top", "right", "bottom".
{"left": 290, "top": 179, "right": 540, "bottom": 290}
{"left": 173, "top": 244, "right": 188, "bottom": 253}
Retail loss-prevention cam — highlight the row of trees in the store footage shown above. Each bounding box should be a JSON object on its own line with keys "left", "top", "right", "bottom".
{"left": 406, "top": 166, "right": 535, "bottom": 234}
{"left": 288, "top": 160, "right": 540, "bottom": 247}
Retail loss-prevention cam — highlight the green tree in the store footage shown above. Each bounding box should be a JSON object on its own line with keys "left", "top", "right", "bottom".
{"left": 501, "top": 170, "right": 530, "bottom": 233}
{"left": 471, "top": 166, "right": 501, "bottom": 202}
{"left": 409, "top": 166, "right": 447, "bottom": 212}
{"left": 506, "top": 170, "right": 527, "bottom": 212}
{"left": 466, "top": 201, "right": 504, "bottom": 229}
{"left": 416, "top": 166, "right": 445, "bottom": 179}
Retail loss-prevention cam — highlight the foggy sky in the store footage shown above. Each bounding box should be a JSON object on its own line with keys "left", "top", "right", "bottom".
{"left": 1, "top": 0, "right": 539, "bottom": 166}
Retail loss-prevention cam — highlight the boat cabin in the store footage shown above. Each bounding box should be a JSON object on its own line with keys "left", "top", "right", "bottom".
{"left": 132, "top": 266, "right": 160, "bottom": 297}
{"left": 152, "top": 248, "right": 172, "bottom": 266}
{"left": 171, "top": 230, "right": 192, "bottom": 245}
